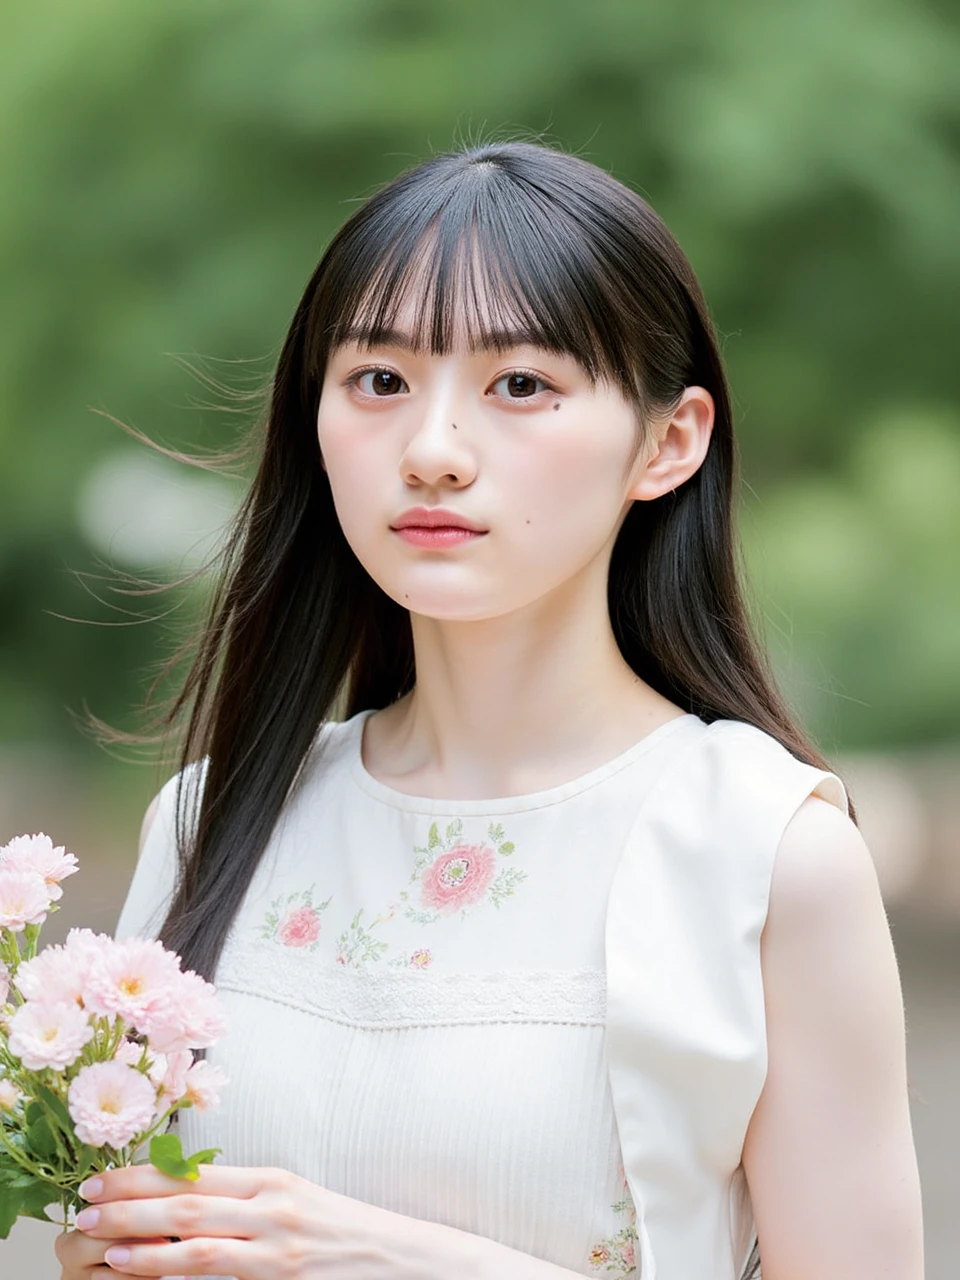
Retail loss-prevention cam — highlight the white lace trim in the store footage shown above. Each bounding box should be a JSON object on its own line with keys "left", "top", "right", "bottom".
{"left": 217, "top": 940, "right": 607, "bottom": 1029}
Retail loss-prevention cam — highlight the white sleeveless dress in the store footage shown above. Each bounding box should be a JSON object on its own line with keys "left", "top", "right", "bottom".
{"left": 115, "top": 711, "right": 846, "bottom": 1280}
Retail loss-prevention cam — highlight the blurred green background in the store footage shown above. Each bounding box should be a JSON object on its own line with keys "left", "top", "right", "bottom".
{"left": 2, "top": 0, "right": 959, "bottom": 759}
{"left": 1, "top": 1, "right": 959, "bottom": 1272}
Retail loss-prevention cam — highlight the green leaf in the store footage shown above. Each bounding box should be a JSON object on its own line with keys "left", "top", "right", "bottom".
{"left": 189, "top": 1147, "right": 221, "bottom": 1166}
{"left": 37, "top": 1085, "right": 72, "bottom": 1135}
{"left": 25, "top": 1101, "right": 43, "bottom": 1127}
{"left": 18, "top": 1180, "right": 63, "bottom": 1222}
{"left": 0, "top": 1183, "right": 23, "bottom": 1239}
{"left": 149, "top": 1133, "right": 221, "bottom": 1182}
{"left": 498, "top": 842, "right": 515, "bottom": 855}
{"left": 445, "top": 819, "right": 462, "bottom": 842}
{"left": 427, "top": 822, "right": 441, "bottom": 849}
{"left": 26, "top": 1116, "right": 57, "bottom": 1162}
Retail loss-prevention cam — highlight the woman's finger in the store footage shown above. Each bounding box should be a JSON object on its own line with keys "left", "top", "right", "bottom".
{"left": 76, "top": 1193, "right": 257, "bottom": 1243}
{"left": 54, "top": 1226, "right": 170, "bottom": 1276}
{"left": 81, "top": 1162, "right": 284, "bottom": 1205}
{"left": 101, "top": 1234, "right": 259, "bottom": 1277}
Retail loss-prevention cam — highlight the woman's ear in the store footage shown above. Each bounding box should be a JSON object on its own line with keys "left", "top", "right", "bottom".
{"left": 627, "top": 386, "right": 714, "bottom": 501}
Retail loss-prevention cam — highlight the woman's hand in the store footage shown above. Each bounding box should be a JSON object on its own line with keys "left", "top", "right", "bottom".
{"left": 59, "top": 1161, "right": 479, "bottom": 1279}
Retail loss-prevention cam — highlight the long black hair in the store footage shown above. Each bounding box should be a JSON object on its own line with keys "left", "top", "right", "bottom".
{"left": 133, "top": 142, "right": 837, "bottom": 1011}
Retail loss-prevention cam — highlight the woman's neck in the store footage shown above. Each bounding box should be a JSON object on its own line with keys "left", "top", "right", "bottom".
{"left": 362, "top": 571, "right": 684, "bottom": 800}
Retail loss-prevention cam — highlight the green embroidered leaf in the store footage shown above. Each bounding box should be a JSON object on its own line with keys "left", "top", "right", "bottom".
{"left": 488, "top": 822, "right": 505, "bottom": 842}
{"left": 498, "top": 841, "right": 515, "bottom": 855}
{"left": 445, "top": 819, "right": 463, "bottom": 842}
{"left": 428, "top": 822, "right": 441, "bottom": 849}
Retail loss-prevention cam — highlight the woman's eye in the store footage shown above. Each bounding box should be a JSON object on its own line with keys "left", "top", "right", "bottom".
{"left": 490, "top": 372, "right": 550, "bottom": 400}
{"left": 354, "top": 368, "right": 407, "bottom": 397}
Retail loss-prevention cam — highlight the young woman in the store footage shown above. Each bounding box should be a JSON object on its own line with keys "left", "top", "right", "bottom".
{"left": 57, "top": 141, "right": 922, "bottom": 1279}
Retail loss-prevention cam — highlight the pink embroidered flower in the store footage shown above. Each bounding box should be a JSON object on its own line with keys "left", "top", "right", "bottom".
{"left": 409, "top": 949, "right": 432, "bottom": 969}
{"left": 67, "top": 1060, "right": 158, "bottom": 1148}
{"left": 420, "top": 844, "right": 496, "bottom": 914}
{"left": 620, "top": 1239, "right": 636, "bottom": 1268}
{"left": 589, "top": 1244, "right": 611, "bottom": 1266}
{"left": 277, "top": 905, "right": 322, "bottom": 948}
{"left": 1, "top": 833, "right": 78, "bottom": 901}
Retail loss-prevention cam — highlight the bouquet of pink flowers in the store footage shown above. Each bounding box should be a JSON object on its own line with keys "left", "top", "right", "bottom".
{"left": 0, "top": 832, "right": 228, "bottom": 1237}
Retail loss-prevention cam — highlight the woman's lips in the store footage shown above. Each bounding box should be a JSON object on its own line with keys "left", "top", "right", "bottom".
{"left": 393, "top": 526, "right": 486, "bottom": 548}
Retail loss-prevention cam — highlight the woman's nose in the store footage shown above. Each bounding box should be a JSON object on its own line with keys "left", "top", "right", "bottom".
{"left": 399, "top": 401, "right": 477, "bottom": 489}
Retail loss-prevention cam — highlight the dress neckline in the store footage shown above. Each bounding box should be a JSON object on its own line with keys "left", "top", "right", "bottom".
{"left": 347, "top": 708, "right": 702, "bottom": 816}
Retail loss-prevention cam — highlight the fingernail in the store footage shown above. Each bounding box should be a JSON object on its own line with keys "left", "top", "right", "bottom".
{"left": 79, "top": 1177, "right": 103, "bottom": 1200}
{"left": 74, "top": 1207, "right": 100, "bottom": 1230}
{"left": 105, "top": 1246, "right": 131, "bottom": 1266}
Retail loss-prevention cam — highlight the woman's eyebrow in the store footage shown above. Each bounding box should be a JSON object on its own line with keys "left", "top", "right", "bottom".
{"left": 337, "top": 324, "right": 556, "bottom": 354}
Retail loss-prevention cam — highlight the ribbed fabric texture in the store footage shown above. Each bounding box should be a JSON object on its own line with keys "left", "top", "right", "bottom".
{"left": 116, "top": 710, "right": 701, "bottom": 1278}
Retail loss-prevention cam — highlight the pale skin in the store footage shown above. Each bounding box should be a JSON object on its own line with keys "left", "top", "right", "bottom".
{"left": 58, "top": 302, "right": 923, "bottom": 1278}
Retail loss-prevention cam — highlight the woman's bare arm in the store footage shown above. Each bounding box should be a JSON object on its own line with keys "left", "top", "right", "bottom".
{"left": 743, "top": 796, "right": 923, "bottom": 1279}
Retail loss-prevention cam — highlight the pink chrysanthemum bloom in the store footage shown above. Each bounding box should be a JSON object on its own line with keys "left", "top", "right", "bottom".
{"left": 67, "top": 1060, "right": 158, "bottom": 1148}
{"left": 0, "top": 867, "right": 51, "bottom": 932}
{"left": 0, "top": 1078, "right": 21, "bottom": 1111}
{"left": 138, "top": 969, "right": 227, "bottom": 1053}
{"left": 1, "top": 833, "right": 78, "bottom": 901}
{"left": 153, "top": 1048, "right": 192, "bottom": 1109}
{"left": 16, "top": 929, "right": 118, "bottom": 1010}
{"left": 8, "top": 999, "right": 95, "bottom": 1071}
{"left": 113, "top": 1038, "right": 147, "bottom": 1069}
{"left": 182, "top": 1059, "right": 228, "bottom": 1112}
{"left": 83, "top": 936, "right": 183, "bottom": 1030}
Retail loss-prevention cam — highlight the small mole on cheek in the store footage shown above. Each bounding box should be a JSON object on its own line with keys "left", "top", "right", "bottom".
{"left": 452, "top": 423, "right": 457, "bottom": 430}
{"left": 553, "top": 402, "right": 561, "bottom": 411}
{"left": 525, "top": 519, "right": 531, "bottom": 525}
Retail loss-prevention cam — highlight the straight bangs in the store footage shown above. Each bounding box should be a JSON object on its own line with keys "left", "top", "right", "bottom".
{"left": 302, "top": 153, "right": 647, "bottom": 406}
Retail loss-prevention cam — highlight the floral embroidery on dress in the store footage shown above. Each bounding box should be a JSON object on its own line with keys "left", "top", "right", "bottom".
{"left": 333, "top": 821, "right": 525, "bottom": 969}
{"left": 335, "top": 907, "right": 393, "bottom": 967}
{"left": 259, "top": 885, "right": 332, "bottom": 951}
{"left": 588, "top": 1166, "right": 639, "bottom": 1276}
{"left": 401, "top": 820, "right": 526, "bottom": 924}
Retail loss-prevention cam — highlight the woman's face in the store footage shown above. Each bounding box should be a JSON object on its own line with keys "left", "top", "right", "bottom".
{"left": 316, "top": 304, "right": 658, "bottom": 622}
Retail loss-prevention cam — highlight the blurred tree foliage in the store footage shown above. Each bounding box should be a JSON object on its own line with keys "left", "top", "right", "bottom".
{"left": 1, "top": 0, "right": 958, "bottom": 753}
